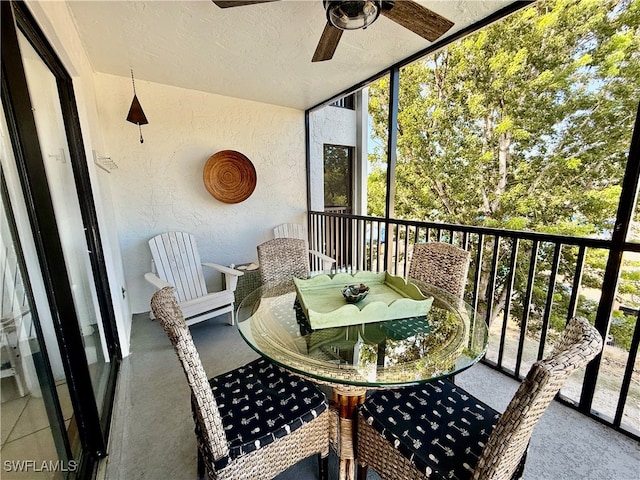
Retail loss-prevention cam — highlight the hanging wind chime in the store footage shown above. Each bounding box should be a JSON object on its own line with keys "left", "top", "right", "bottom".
{"left": 126, "top": 69, "right": 148, "bottom": 143}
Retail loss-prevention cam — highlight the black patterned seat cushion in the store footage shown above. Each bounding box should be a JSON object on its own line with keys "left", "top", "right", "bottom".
{"left": 359, "top": 379, "right": 500, "bottom": 480}
{"left": 207, "top": 357, "right": 328, "bottom": 470}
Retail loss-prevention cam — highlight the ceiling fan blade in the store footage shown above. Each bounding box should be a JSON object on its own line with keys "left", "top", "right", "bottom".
{"left": 312, "top": 23, "right": 343, "bottom": 63}
{"left": 381, "top": 0, "right": 454, "bottom": 42}
{"left": 213, "top": 1, "right": 280, "bottom": 8}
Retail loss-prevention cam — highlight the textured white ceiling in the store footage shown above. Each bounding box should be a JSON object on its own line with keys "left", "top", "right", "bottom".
{"left": 67, "top": 0, "right": 517, "bottom": 110}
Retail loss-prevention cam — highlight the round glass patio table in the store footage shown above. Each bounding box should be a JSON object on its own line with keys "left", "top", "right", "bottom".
{"left": 237, "top": 273, "right": 488, "bottom": 388}
{"left": 236, "top": 271, "right": 488, "bottom": 480}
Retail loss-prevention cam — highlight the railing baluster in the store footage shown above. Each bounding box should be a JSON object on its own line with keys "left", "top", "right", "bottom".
{"left": 402, "top": 224, "right": 409, "bottom": 276}
{"left": 340, "top": 215, "right": 345, "bottom": 267}
{"left": 485, "top": 236, "right": 501, "bottom": 330}
{"left": 538, "top": 242, "right": 563, "bottom": 360}
{"left": 462, "top": 231, "right": 469, "bottom": 250}
{"left": 614, "top": 308, "right": 640, "bottom": 427}
{"left": 567, "top": 245, "right": 586, "bottom": 321}
{"left": 354, "top": 218, "right": 358, "bottom": 268}
{"left": 471, "top": 233, "right": 484, "bottom": 319}
{"left": 367, "top": 220, "right": 373, "bottom": 270}
{"left": 497, "top": 238, "right": 520, "bottom": 370}
{"left": 515, "top": 240, "right": 539, "bottom": 378}
{"left": 378, "top": 222, "right": 383, "bottom": 271}
{"left": 334, "top": 215, "right": 340, "bottom": 267}
{"left": 392, "top": 222, "right": 399, "bottom": 275}
{"left": 340, "top": 215, "right": 346, "bottom": 266}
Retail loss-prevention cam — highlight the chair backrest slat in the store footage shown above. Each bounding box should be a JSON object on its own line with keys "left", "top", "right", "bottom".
{"left": 408, "top": 242, "right": 471, "bottom": 299}
{"left": 258, "top": 237, "right": 310, "bottom": 285}
{"left": 151, "top": 287, "right": 229, "bottom": 462}
{"left": 473, "top": 317, "right": 603, "bottom": 480}
{"left": 149, "top": 232, "right": 207, "bottom": 302}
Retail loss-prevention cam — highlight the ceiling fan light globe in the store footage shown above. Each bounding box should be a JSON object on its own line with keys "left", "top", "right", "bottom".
{"left": 326, "top": 0, "right": 381, "bottom": 30}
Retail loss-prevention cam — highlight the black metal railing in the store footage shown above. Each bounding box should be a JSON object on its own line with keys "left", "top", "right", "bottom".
{"left": 309, "top": 210, "right": 640, "bottom": 440}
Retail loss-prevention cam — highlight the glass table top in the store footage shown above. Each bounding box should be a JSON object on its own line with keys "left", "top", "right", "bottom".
{"left": 236, "top": 273, "right": 488, "bottom": 388}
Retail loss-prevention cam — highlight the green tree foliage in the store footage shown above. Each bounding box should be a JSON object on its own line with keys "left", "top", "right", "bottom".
{"left": 367, "top": 0, "right": 640, "bottom": 344}
{"left": 609, "top": 311, "right": 637, "bottom": 350}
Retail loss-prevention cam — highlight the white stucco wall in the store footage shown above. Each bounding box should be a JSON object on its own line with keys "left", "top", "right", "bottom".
{"left": 24, "top": 1, "right": 309, "bottom": 353}
{"left": 93, "top": 74, "right": 308, "bottom": 314}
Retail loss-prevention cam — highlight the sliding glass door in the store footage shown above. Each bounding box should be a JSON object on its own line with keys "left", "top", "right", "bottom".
{"left": 16, "top": 24, "right": 111, "bottom": 419}
{"left": 1, "top": 1, "right": 120, "bottom": 477}
{"left": 1, "top": 144, "right": 75, "bottom": 479}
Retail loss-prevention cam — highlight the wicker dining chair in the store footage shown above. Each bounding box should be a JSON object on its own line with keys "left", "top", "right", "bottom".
{"left": 356, "top": 316, "right": 603, "bottom": 480}
{"left": 408, "top": 242, "right": 471, "bottom": 299}
{"left": 151, "top": 287, "right": 330, "bottom": 480}
{"left": 257, "top": 237, "right": 310, "bottom": 285}
{"left": 273, "top": 223, "right": 335, "bottom": 271}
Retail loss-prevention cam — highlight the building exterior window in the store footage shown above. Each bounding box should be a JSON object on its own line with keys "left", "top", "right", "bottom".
{"left": 323, "top": 144, "right": 353, "bottom": 214}
{"left": 330, "top": 94, "right": 355, "bottom": 110}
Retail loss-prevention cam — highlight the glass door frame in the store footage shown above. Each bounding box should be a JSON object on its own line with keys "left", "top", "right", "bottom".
{"left": 1, "top": 163, "right": 73, "bottom": 472}
{"left": 1, "top": 0, "right": 121, "bottom": 472}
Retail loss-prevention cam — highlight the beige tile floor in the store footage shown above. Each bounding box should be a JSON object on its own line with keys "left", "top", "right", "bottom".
{"left": 0, "top": 380, "right": 73, "bottom": 480}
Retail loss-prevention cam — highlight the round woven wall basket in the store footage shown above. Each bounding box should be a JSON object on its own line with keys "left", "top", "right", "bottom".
{"left": 203, "top": 150, "right": 257, "bottom": 204}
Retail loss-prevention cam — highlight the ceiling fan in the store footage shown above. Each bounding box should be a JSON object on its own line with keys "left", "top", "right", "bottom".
{"left": 212, "top": 1, "right": 454, "bottom": 62}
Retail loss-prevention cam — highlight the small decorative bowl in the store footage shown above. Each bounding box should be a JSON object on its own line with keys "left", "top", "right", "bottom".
{"left": 342, "top": 283, "right": 370, "bottom": 303}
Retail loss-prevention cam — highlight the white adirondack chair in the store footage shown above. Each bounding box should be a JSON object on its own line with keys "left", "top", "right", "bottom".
{"left": 273, "top": 223, "right": 335, "bottom": 271}
{"left": 144, "top": 232, "right": 243, "bottom": 326}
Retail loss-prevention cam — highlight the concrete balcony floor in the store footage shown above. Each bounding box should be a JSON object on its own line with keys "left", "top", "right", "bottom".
{"left": 104, "top": 313, "right": 640, "bottom": 480}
